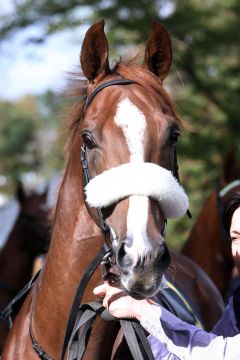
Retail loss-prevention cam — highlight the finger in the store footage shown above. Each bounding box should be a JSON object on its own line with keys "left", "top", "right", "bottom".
{"left": 104, "top": 282, "right": 123, "bottom": 294}
{"left": 106, "top": 291, "right": 126, "bottom": 309}
{"left": 93, "top": 284, "right": 106, "bottom": 296}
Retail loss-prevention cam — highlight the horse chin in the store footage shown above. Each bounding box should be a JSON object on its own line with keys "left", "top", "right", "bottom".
{"left": 120, "top": 273, "right": 164, "bottom": 299}
{"left": 125, "top": 290, "right": 146, "bottom": 300}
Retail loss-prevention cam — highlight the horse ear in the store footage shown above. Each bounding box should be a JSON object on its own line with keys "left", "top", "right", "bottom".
{"left": 80, "top": 20, "right": 110, "bottom": 82}
{"left": 16, "top": 180, "right": 25, "bottom": 204}
{"left": 144, "top": 20, "right": 172, "bottom": 80}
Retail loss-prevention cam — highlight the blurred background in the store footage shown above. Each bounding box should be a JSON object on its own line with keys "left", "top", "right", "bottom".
{"left": 0, "top": 0, "right": 239, "bottom": 249}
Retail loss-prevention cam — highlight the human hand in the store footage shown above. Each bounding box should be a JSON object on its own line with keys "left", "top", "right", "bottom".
{"left": 93, "top": 282, "right": 155, "bottom": 320}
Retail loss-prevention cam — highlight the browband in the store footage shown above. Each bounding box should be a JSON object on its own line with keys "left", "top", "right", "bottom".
{"left": 82, "top": 79, "right": 134, "bottom": 115}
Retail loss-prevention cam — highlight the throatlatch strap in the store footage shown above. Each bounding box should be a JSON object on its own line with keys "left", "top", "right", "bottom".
{"left": 67, "top": 301, "right": 155, "bottom": 360}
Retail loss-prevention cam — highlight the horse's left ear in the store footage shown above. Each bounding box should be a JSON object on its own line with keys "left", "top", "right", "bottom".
{"left": 80, "top": 20, "right": 110, "bottom": 82}
{"left": 144, "top": 21, "right": 172, "bottom": 80}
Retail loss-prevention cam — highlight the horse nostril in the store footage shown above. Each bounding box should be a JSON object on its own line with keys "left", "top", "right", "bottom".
{"left": 157, "top": 244, "right": 171, "bottom": 270}
{"left": 116, "top": 241, "right": 132, "bottom": 271}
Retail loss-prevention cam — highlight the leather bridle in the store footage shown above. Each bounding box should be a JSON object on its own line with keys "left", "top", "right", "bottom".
{"left": 29, "top": 77, "right": 189, "bottom": 360}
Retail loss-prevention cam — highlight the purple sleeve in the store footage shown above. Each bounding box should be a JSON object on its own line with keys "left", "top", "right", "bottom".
{"left": 141, "top": 300, "right": 240, "bottom": 359}
{"left": 212, "top": 288, "right": 240, "bottom": 336}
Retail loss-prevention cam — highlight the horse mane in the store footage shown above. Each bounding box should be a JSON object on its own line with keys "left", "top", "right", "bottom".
{"left": 63, "top": 57, "right": 182, "bottom": 158}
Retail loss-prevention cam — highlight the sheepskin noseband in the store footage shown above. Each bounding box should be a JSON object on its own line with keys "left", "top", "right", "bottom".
{"left": 85, "top": 162, "right": 189, "bottom": 219}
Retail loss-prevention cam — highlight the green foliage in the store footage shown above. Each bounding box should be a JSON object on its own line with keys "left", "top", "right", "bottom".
{"left": 0, "top": 100, "right": 37, "bottom": 180}
{"left": 36, "top": 90, "right": 68, "bottom": 175}
{"left": 0, "top": 93, "right": 66, "bottom": 192}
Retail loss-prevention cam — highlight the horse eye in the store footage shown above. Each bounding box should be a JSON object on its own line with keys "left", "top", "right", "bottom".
{"left": 169, "top": 128, "right": 181, "bottom": 145}
{"left": 82, "top": 132, "right": 95, "bottom": 149}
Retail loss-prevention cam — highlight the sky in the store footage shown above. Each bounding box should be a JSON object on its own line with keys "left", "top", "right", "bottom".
{"left": 0, "top": 29, "right": 86, "bottom": 100}
{"left": 0, "top": 2, "right": 89, "bottom": 101}
{"left": 0, "top": 1, "right": 174, "bottom": 101}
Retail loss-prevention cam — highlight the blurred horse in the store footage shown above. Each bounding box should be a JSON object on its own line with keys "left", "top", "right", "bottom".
{"left": 0, "top": 182, "right": 50, "bottom": 351}
{"left": 182, "top": 150, "right": 240, "bottom": 300}
{"left": 2, "top": 21, "right": 223, "bottom": 359}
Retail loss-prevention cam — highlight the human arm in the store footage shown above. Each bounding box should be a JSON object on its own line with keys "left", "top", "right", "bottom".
{"left": 94, "top": 283, "right": 240, "bottom": 360}
{"left": 212, "top": 290, "right": 240, "bottom": 336}
{"left": 213, "top": 232, "right": 240, "bottom": 334}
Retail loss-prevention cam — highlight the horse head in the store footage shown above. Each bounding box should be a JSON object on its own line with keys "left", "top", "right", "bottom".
{"left": 76, "top": 20, "right": 189, "bottom": 298}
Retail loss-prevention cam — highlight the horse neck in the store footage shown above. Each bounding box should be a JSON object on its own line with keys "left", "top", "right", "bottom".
{"left": 32, "top": 149, "right": 104, "bottom": 358}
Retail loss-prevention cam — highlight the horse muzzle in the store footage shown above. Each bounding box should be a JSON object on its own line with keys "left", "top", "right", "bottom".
{"left": 115, "top": 242, "right": 171, "bottom": 298}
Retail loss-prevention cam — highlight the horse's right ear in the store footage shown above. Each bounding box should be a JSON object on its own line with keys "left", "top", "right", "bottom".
{"left": 80, "top": 20, "right": 110, "bottom": 82}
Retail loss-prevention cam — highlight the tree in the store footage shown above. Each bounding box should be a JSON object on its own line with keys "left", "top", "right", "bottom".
{"left": 0, "top": 93, "right": 66, "bottom": 186}
{"left": 0, "top": 99, "right": 38, "bottom": 181}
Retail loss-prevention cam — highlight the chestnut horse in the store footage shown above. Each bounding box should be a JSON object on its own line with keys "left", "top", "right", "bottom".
{"left": 182, "top": 150, "right": 240, "bottom": 300}
{"left": 2, "top": 21, "right": 224, "bottom": 360}
{"left": 0, "top": 182, "right": 50, "bottom": 352}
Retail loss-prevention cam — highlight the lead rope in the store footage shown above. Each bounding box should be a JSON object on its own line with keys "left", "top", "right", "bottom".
{"left": 67, "top": 301, "right": 155, "bottom": 360}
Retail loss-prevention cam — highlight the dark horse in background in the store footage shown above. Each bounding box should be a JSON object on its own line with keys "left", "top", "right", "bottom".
{"left": 2, "top": 21, "right": 224, "bottom": 359}
{"left": 182, "top": 150, "right": 240, "bottom": 301}
{"left": 0, "top": 182, "right": 50, "bottom": 352}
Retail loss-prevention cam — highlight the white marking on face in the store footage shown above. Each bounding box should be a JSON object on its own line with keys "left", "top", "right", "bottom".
{"left": 114, "top": 97, "right": 150, "bottom": 260}
{"left": 114, "top": 98, "right": 146, "bottom": 162}
{"left": 126, "top": 195, "right": 152, "bottom": 261}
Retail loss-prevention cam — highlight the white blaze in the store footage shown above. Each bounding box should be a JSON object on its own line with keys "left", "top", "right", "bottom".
{"left": 114, "top": 98, "right": 150, "bottom": 259}
{"left": 114, "top": 98, "right": 146, "bottom": 162}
